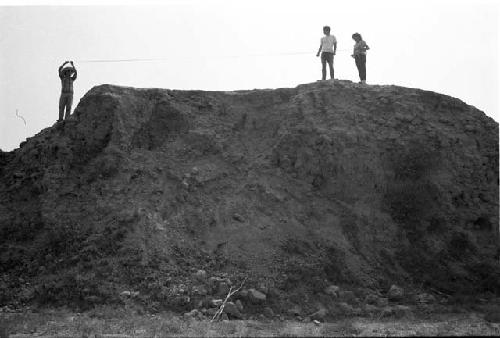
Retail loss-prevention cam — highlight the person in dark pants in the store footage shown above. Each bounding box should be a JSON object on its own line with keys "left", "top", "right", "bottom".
{"left": 58, "top": 61, "right": 77, "bottom": 122}
{"left": 316, "top": 26, "right": 337, "bottom": 82}
{"left": 351, "top": 33, "right": 369, "bottom": 84}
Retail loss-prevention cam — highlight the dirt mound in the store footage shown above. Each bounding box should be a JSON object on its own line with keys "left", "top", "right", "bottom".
{"left": 0, "top": 80, "right": 498, "bottom": 313}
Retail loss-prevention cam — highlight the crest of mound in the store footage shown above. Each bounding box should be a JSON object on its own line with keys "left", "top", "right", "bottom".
{"left": 0, "top": 80, "right": 498, "bottom": 309}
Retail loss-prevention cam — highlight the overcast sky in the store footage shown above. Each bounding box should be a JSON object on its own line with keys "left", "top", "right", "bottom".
{"left": 0, "top": 0, "right": 499, "bottom": 151}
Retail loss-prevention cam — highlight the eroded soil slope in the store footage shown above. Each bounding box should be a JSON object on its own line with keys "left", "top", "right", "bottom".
{"left": 0, "top": 80, "right": 498, "bottom": 313}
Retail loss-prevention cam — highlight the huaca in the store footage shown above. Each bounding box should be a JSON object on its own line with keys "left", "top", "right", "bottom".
{"left": 0, "top": 80, "right": 498, "bottom": 319}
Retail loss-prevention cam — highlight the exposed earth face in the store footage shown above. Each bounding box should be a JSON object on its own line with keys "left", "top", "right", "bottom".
{"left": 0, "top": 80, "right": 498, "bottom": 315}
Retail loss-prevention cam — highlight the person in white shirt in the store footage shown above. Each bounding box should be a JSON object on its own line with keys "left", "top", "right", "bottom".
{"left": 316, "top": 26, "right": 337, "bottom": 81}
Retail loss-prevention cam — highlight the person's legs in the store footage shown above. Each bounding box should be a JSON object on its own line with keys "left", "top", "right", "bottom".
{"left": 355, "top": 55, "right": 362, "bottom": 81}
{"left": 327, "top": 54, "right": 334, "bottom": 79}
{"left": 58, "top": 94, "right": 66, "bottom": 121}
{"left": 321, "top": 53, "right": 327, "bottom": 80}
{"left": 359, "top": 54, "right": 366, "bottom": 81}
{"left": 64, "top": 94, "right": 73, "bottom": 119}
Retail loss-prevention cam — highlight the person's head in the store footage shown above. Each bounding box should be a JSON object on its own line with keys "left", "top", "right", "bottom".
{"left": 352, "top": 33, "right": 362, "bottom": 42}
{"left": 323, "top": 26, "right": 331, "bottom": 35}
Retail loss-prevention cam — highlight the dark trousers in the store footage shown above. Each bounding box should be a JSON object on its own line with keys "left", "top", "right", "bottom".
{"left": 59, "top": 92, "right": 73, "bottom": 121}
{"left": 321, "top": 52, "right": 334, "bottom": 80}
{"left": 355, "top": 54, "right": 366, "bottom": 81}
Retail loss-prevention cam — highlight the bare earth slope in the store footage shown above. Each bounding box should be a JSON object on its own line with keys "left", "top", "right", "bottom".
{"left": 0, "top": 80, "right": 498, "bottom": 314}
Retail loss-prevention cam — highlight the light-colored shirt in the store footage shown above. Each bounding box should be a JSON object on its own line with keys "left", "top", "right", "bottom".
{"left": 320, "top": 35, "right": 337, "bottom": 53}
{"left": 353, "top": 40, "right": 369, "bottom": 55}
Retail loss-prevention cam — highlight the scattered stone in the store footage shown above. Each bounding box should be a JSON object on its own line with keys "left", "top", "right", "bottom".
{"left": 247, "top": 288, "right": 266, "bottom": 303}
{"left": 364, "top": 304, "right": 378, "bottom": 314}
{"left": 206, "top": 308, "right": 218, "bottom": 316}
{"left": 387, "top": 284, "right": 404, "bottom": 301}
{"left": 267, "top": 287, "right": 280, "bottom": 298}
{"left": 324, "top": 285, "right": 340, "bottom": 297}
{"left": 376, "top": 297, "right": 389, "bottom": 307}
{"left": 238, "top": 289, "right": 249, "bottom": 299}
{"left": 263, "top": 307, "right": 275, "bottom": 318}
{"left": 200, "top": 298, "right": 213, "bottom": 308}
{"left": 208, "top": 276, "right": 232, "bottom": 286}
{"left": 193, "top": 269, "right": 207, "bottom": 281}
{"left": 364, "top": 294, "right": 379, "bottom": 305}
{"left": 257, "top": 283, "right": 269, "bottom": 295}
{"left": 172, "top": 284, "right": 188, "bottom": 295}
{"left": 336, "top": 302, "right": 354, "bottom": 314}
{"left": 217, "top": 281, "right": 231, "bottom": 296}
{"left": 414, "top": 293, "right": 436, "bottom": 304}
{"left": 85, "top": 295, "right": 100, "bottom": 303}
{"left": 210, "top": 299, "right": 223, "bottom": 307}
{"left": 191, "top": 285, "right": 208, "bottom": 296}
{"left": 208, "top": 276, "right": 232, "bottom": 295}
{"left": 287, "top": 305, "right": 302, "bottom": 316}
{"left": 356, "top": 288, "right": 375, "bottom": 299}
{"left": 183, "top": 309, "right": 200, "bottom": 319}
{"left": 310, "top": 308, "right": 328, "bottom": 321}
{"left": 352, "top": 307, "right": 363, "bottom": 316}
{"left": 380, "top": 306, "right": 393, "bottom": 317}
{"left": 223, "top": 302, "right": 242, "bottom": 319}
{"left": 233, "top": 213, "right": 245, "bottom": 222}
{"left": 338, "top": 290, "right": 357, "bottom": 304}
{"left": 393, "top": 305, "right": 413, "bottom": 318}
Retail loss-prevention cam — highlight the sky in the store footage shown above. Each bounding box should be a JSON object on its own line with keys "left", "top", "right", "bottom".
{"left": 0, "top": 0, "right": 499, "bottom": 151}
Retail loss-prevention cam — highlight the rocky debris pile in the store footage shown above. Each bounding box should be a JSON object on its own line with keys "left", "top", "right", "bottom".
{"left": 171, "top": 272, "right": 449, "bottom": 322}
{"left": 0, "top": 80, "right": 498, "bottom": 314}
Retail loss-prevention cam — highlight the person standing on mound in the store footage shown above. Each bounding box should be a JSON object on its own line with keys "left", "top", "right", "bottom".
{"left": 58, "top": 61, "right": 77, "bottom": 122}
{"left": 351, "top": 33, "right": 369, "bottom": 84}
{"left": 316, "top": 26, "right": 337, "bottom": 81}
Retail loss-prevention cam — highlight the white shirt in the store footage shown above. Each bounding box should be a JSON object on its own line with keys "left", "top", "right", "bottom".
{"left": 320, "top": 35, "right": 337, "bottom": 53}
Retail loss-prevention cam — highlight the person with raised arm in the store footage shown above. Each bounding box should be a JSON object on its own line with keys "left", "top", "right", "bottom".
{"left": 58, "top": 61, "right": 77, "bottom": 122}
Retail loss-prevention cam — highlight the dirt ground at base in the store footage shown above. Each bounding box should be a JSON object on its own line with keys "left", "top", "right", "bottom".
{"left": 1, "top": 308, "right": 500, "bottom": 337}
